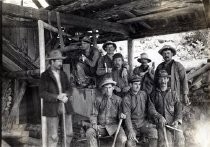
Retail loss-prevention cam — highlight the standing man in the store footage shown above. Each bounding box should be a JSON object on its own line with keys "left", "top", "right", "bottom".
{"left": 150, "top": 70, "right": 184, "bottom": 147}
{"left": 133, "top": 53, "right": 155, "bottom": 94}
{"left": 39, "top": 50, "right": 73, "bottom": 147}
{"left": 76, "top": 36, "right": 100, "bottom": 87}
{"left": 112, "top": 53, "right": 130, "bottom": 97}
{"left": 96, "top": 41, "right": 128, "bottom": 80}
{"left": 154, "top": 45, "right": 190, "bottom": 105}
{"left": 122, "top": 75, "right": 159, "bottom": 147}
{"left": 86, "top": 78, "right": 127, "bottom": 147}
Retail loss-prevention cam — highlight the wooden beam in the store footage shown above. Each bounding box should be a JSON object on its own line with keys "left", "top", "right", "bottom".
{"left": 32, "top": 0, "right": 43, "bottom": 9}
{"left": 2, "top": 69, "right": 40, "bottom": 79}
{"left": 127, "top": 38, "right": 134, "bottom": 73}
{"left": 2, "top": 3, "right": 129, "bottom": 36}
{"left": 2, "top": 36, "right": 38, "bottom": 70}
{"left": 203, "top": 0, "right": 210, "bottom": 27}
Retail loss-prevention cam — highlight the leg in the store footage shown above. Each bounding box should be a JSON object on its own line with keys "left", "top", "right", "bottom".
{"left": 86, "top": 128, "right": 98, "bottom": 147}
{"left": 47, "top": 116, "right": 59, "bottom": 147}
{"left": 115, "top": 127, "right": 127, "bottom": 147}
{"left": 158, "top": 127, "right": 173, "bottom": 147}
{"left": 174, "top": 128, "right": 185, "bottom": 147}
{"left": 76, "top": 62, "right": 89, "bottom": 84}
{"left": 65, "top": 114, "right": 73, "bottom": 147}
{"left": 140, "top": 123, "right": 158, "bottom": 147}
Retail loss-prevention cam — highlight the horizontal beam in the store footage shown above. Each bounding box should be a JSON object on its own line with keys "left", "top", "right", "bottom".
{"left": 2, "top": 3, "right": 129, "bottom": 36}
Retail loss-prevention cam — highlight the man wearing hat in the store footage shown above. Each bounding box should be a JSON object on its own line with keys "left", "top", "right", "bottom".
{"left": 122, "top": 75, "right": 159, "bottom": 147}
{"left": 96, "top": 41, "right": 128, "bottom": 80}
{"left": 39, "top": 50, "right": 73, "bottom": 147}
{"left": 150, "top": 70, "right": 184, "bottom": 147}
{"left": 133, "top": 53, "right": 155, "bottom": 94}
{"left": 154, "top": 45, "right": 190, "bottom": 106}
{"left": 86, "top": 77, "right": 127, "bottom": 147}
{"left": 76, "top": 36, "right": 100, "bottom": 87}
{"left": 112, "top": 53, "right": 130, "bottom": 97}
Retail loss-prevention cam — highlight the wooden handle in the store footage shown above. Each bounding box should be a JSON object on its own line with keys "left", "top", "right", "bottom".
{"left": 112, "top": 119, "right": 123, "bottom": 147}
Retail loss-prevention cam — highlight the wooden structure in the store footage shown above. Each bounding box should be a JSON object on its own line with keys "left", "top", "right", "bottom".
{"left": 1, "top": 0, "right": 210, "bottom": 146}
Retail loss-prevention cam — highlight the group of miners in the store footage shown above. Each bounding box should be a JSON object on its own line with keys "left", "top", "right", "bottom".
{"left": 40, "top": 36, "right": 190, "bottom": 147}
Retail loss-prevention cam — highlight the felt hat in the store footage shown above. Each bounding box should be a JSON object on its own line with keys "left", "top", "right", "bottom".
{"left": 129, "top": 75, "right": 143, "bottom": 83}
{"left": 137, "top": 53, "right": 151, "bottom": 63}
{"left": 99, "top": 77, "right": 116, "bottom": 88}
{"left": 158, "top": 45, "right": 176, "bottom": 56}
{"left": 102, "top": 41, "right": 117, "bottom": 51}
{"left": 46, "top": 50, "right": 66, "bottom": 60}
{"left": 157, "top": 70, "right": 171, "bottom": 78}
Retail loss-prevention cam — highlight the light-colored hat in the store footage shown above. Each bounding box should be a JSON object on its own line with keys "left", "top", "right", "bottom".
{"left": 102, "top": 41, "right": 117, "bottom": 51}
{"left": 99, "top": 78, "right": 116, "bottom": 88}
{"left": 81, "top": 36, "right": 92, "bottom": 44}
{"left": 137, "top": 53, "right": 151, "bottom": 63}
{"left": 158, "top": 45, "right": 176, "bottom": 56}
{"left": 157, "top": 70, "right": 171, "bottom": 78}
{"left": 46, "top": 50, "right": 66, "bottom": 60}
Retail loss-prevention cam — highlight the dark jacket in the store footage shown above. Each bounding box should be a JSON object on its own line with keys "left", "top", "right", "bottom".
{"left": 150, "top": 88, "right": 182, "bottom": 125}
{"left": 39, "top": 68, "right": 73, "bottom": 117}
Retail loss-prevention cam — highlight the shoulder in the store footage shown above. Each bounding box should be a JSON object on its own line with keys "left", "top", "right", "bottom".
{"left": 112, "top": 94, "right": 122, "bottom": 102}
{"left": 41, "top": 69, "right": 50, "bottom": 78}
{"left": 173, "top": 61, "right": 184, "bottom": 68}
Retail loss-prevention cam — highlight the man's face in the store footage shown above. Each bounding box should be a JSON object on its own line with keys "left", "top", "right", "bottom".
{"left": 158, "top": 76, "right": 169, "bottom": 89}
{"left": 141, "top": 59, "right": 149, "bottom": 67}
{"left": 130, "top": 81, "right": 141, "bottom": 93}
{"left": 81, "top": 41, "right": 90, "bottom": 50}
{"left": 162, "top": 50, "right": 173, "bottom": 62}
{"left": 102, "top": 84, "right": 114, "bottom": 97}
{"left": 113, "top": 57, "right": 123, "bottom": 69}
{"left": 52, "top": 59, "right": 63, "bottom": 70}
{"left": 106, "top": 44, "right": 115, "bottom": 55}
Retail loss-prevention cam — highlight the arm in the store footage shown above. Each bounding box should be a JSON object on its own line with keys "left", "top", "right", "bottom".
{"left": 85, "top": 48, "right": 100, "bottom": 67}
{"left": 39, "top": 73, "right": 58, "bottom": 102}
{"left": 173, "top": 92, "right": 182, "bottom": 124}
{"left": 177, "top": 62, "right": 189, "bottom": 95}
{"left": 96, "top": 56, "right": 108, "bottom": 76}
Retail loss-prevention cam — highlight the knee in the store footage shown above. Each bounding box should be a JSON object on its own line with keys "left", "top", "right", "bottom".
{"left": 117, "top": 135, "right": 127, "bottom": 144}
{"left": 86, "top": 128, "right": 96, "bottom": 138}
{"left": 126, "top": 139, "right": 135, "bottom": 147}
{"left": 149, "top": 128, "right": 158, "bottom": 139}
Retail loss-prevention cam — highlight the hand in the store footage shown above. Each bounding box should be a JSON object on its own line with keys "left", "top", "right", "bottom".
{"left": 107, "top": 68, "right": 112, "bottom": 73}
{"left": 171, "top": 121, "right": 179, "bottom": 128}
{"left": 120, "top": 113, "right": 126, "bottom": 119}
{"left": 159, "top": 116, "right": 167, "bottom": 128}
{"left": 184, "top": 95, "right": 191, "bottom": 106}
{"left": 79, "top": 54, "right": 86, "bottom": 62}
{"left": 128, "top": 130, "right": 137, "bottom": 141}
{"left": 121, "top": 68, "right": 128, "bottom": 78}
{"left": 114, "top": 86, "right": 121, "bottom": 92}
{"left": 57, "top": 93, "right": 68, "bottom": 103}
{"left": 122, "top": 86, "right": 130, "bottom": 93}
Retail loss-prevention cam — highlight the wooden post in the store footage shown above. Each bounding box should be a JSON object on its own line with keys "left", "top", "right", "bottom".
{"left": 127, "top": 38, "right": 134, "bottom": 73}
{"left": 92, "top": 29, "right": 97, "bottom": 48}
{"left": 38, "top": 20, "right": 47, "bottom": 147}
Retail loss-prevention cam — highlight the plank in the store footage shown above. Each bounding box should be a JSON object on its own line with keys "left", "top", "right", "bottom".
{"left": 2, "top": 3, "right": 129, "bottom": 36}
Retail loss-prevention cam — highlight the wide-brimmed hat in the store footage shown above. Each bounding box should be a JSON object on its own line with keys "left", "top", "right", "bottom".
{"left": 102, "top": 41, "right": 117, "bottom": 51}
{"left": 81, "top": 36, "right": 92, "bottom": 44}
{"left": 137, "top": 53, "right": 151, "bottom": 63}
{"left": 158, "top": 45, "right": 176, "bottom": 56}
{"left": 157, "top": 70, "right": 171, "bottom": 78}
{"left": 46, "top": 50, "right": 66, "bottom": 60}
{"left": 99, "top": 78, "right": 116, "bottom": 88}
{"left": 129, "top": 75, "right": 143, "bottom": 83}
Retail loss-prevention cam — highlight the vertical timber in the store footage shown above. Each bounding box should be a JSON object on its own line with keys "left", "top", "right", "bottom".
{"left": 128, "top": 38, "right": 134, "bottom": 73}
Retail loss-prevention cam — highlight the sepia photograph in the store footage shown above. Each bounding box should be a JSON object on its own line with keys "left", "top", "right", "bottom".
{"left": 1, "top": 0, "right": 210, "bottom": 147}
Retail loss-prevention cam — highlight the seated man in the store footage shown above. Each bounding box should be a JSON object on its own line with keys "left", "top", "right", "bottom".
{"left": 122, "top": 75, "right": 158, "bottom": 147}
{"left": 86, "top": 77, "right": 127, "bottom": 147}
{"left": 133, "top": 53, "right": 155, "bottom": 94}
{"left": 76, "top": 36, "right": 100, "bottom": 87}
{"left": 96, "top": 41, "right": 128, "bottom": 81}
{"left": 112, "top": 53, "right": 130, "bottom": 97}
{"left": 150, "top": 70, "right": 184, "bottom": 147}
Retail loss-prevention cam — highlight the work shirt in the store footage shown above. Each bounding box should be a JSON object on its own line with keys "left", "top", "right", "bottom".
{"left": 133, "top": 65, "right": 154, "bottom": 94}
{"left": 150, "top": 88, "right": 182, "bottom": 125}
{"left": 90, "top": 94, "right": 122, "bottom": 135}
{"left": 122, "top": 90, "right": 159, "bottom": 130}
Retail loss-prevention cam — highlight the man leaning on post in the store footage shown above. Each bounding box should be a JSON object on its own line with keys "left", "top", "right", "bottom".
{"left": 86, "top": 77, "right": 127, "bottom": 147}
{"left": 39, "top": 50, "right": 73, "bottom": 147}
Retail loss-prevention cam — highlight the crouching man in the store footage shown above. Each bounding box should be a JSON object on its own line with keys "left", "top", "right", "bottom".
{"left": 122, "top": 75, "right": 158, "bottom": 147}
{"left": 150, "top": 70, "right": 185, "bottom": 147}
{"left": 86, "top": 77, "right": 127, "bottom": 147}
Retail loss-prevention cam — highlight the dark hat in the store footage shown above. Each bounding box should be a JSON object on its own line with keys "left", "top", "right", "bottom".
{"left": 129, "top": 75, "right": 143, "bottom": 83}
{"left": 99, "top": 77, "right": 117, "bottom": 88}
{"left": 102, "top": 41, "right": 117, "bottom": 51}
{"left": 113, "top": 53, "right": 124, "bottom": 61}
{"left": 137, "top": 53, "right": 151, "bottom": 63}
{"left": 81, "top": 36, "right": 92, "bottom": 44}
{"left": 157, "top": 70, "right": 171, "bottom": 78}
{"left": 158, "top": 45, "right": 177, "bottom": 56}
{"left": 46, "top": 50, "right": 66, "bottom": 60}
